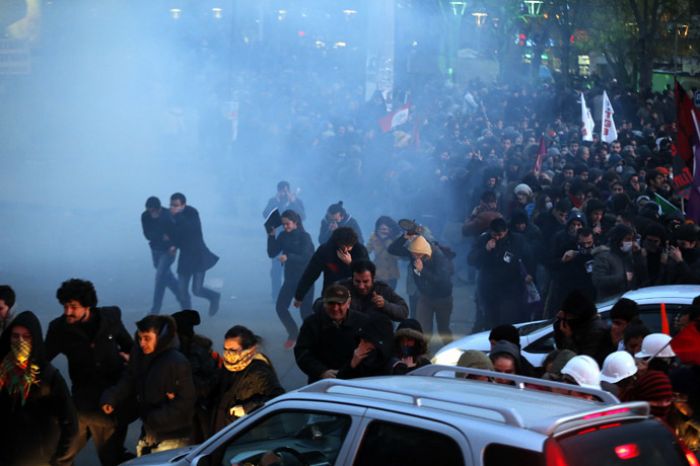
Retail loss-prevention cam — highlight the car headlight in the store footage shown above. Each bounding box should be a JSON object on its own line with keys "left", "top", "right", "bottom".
{"left": 431, "top": 347, "right": 463, "bottom": 366}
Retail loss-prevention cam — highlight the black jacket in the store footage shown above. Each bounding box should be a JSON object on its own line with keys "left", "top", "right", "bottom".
{"left": 45, "top": 306, "right": 133, "bottom": 413}
{"left": 0, "top": 311, "right": 78, "bottom": 466}
{"left": 171, "top": 205, "right": 219, "bottom": 275}
{"left": 294, "top": 240, "right": 369, "bottom": 301}
{"left": 141, "top": 208, "right": 175, "bottom": 251}
{"left": 554, "top": 315, "right": 610, "bottom": 365}
{"left": 210, "top": 356, "right": 284, "bottom": 434}
{"left": 294, "top": 310, "right": 369, "bottom": 384}
{"left": 319, "top": 215, "right": 364, "bottom": 245}
{"left": 102, "top": 316, "right": 195, "bottom": 442}
{"left": 336, "top": 278, "right": 408, "bottom": 321}
{"left": 267, "top": 229, "right": 315, "bottom": 282}
{"left": 388, "top": 237, "right": 453, "bottom": 298}
{"left": 468, "top": 231, "right": 534, "bottom": 295}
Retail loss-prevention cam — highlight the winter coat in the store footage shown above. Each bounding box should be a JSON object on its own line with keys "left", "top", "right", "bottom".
{"left": 171, "top": 205, "right": 219, "bottom": 275}
{"left": 337, "top": 278, "right": 408, "bottom": 322}
{"left": 0, "top": 311, "right": 78, "bottom": 466}
{"left": 554, "top": 315, "right": 610, "bottom": 366}
{"left": 661, "top": 252, "right": 700, "bottom": 285}
{"left": 210, "top": 355, "right": 284, "bottom": 434}
{"left": 592, "top": 246, "right": 648, "bottom": 301}
{"left": 45, "top": 306, "right": 133, "bottom": 414}
{"left": 366, "top": 233, "right": 400, "bottom": 282}
{"left": 389, "top": 325, "right": 431, "bottom": 375}
{"left": 267, "top": 228, "right": 315, "bottom": 282}
{"left": 336, "top": 314, "right": 394, "bottom": 380}
{"left": 468, "top": 231, "right": 534, "bottom": 296}
{"left": 294, "top": 310, "right": 369, "bottom": 384}
{"left": 319, "top": 215, "right": 364, "bottom": 245}
{"left": 294, "top": 240, "right": 369, "bottom": 301}
{"left": 141, "top": 208, "right": 175, "bottom": 252}
{"left": 262, "top": 197, "right": 306, "bottom": 221}
{"left": 388, "top": 237, "right": 453, "bottom": 298}
{"left": 102, "top": 316, "right": 195, "bottom": 442}
{"left": 546, "top": 251, "right": 597, "bottom": 316}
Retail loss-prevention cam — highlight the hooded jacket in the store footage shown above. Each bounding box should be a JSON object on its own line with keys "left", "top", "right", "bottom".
{"left": 337, "top": 314, "right": 394, "bottom": 380}
{"left": 337, "top": 277, "right": 409, "bottom": 322}
{"left": 171, "top": 205, "right": 219, "bottom": 275}
{"left": 592, "top": 245, "right": 648, "bottom": 301}
{"left": 101, "top": 316, "right": 195, "bottom": 443}
{"left": 0, "top": 311, "right": 78, "bottom": 466}
{"left": 388, "top": 236, "right": 453, "bottom": 298}
{"left": 45, "top": 306, "right": 133, "bottom": 413}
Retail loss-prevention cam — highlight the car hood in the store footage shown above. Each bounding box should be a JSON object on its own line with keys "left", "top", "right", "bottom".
{"left": 121, "top": 446, "right": 197, "bottom": 466}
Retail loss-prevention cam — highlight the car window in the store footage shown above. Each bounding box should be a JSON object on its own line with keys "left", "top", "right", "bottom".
{"left": 524, "top": 333, "right": 555, "bottom": 355}
{"left": 352, "top": 420, "right": 465, "bottom": 466}
{"left": 557, "top": 419, "right": 689, "bottom": 466}
{"left": 212, "top": 410, "right": 351, "bottom": 466}
{"left": 518, "top": 320, "right": 553, "bottom": 336}
{"left": 627, "top": 304, "right": 689, "bottom": 335}
{"left": 483, "top": 444, "right": 542, "bottom": 466}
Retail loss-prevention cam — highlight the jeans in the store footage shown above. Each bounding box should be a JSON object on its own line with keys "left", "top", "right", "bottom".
{"left": 270, "top": 259, "right": 283, "bottom": 301}
{"left": 64, "top": 412, "right": 130, "bottom": 466}
{"left": 416, "top": 294, "right": 453, "bottom": 345}
{"left": 179, "top": 270, "right": 220, "bottom": 309}
{"left": 276, "top": 278, "right": 313, "bottom": 339}
{"left": 151, "top": 249, "right": 180, "bottom": 314}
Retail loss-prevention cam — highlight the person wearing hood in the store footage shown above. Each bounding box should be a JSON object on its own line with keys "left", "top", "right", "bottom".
{"left": 101, "top": 315, "right": 195, "bottom": 457}
{"left": 390, "top": 319, "right": 431, "bottom": 375}
{"left": 457, "top": 350, "right": 494, "bottom": 381}
{"left": 389, "top": 232, "right": 454, "bottom": 344}
{"left": 489, "top": 324, "right": 535, "bottom": 377}
{"left": 45, "top": 279, "right": 134, "bottom": 465}
{"left": 592, "top": 224, "right": 648, "bottom": 301}
{"left": 661, "top": 224, "right": 700, "bottom": 285}
{"left": 489, "top": 340, "right": 523, "bottom": 384}
{"left": 337, "top": 313, "right": 394, "bottom": 379}
{"left": 318, "top": 201, "right": 364, "bottom": 245}
{"left": 554, "top": 290, "right": 609, "bottom": 366}
{"left": 210, "top": 325, "right": 284, "bottom": 435}
{"left": 0, "top": 311, "right": 78, "bottom": 466}
{"left": 469, "top": 218, "right": 535, "bottom": 328}
{"left": 0, "top": 284, "right": 16, "bottom": 336}
{"left": 641, "top": 222, "right": 668, "bottom": 285}
{"left": 171, "top": 309, "right": 220, "bottom": 443}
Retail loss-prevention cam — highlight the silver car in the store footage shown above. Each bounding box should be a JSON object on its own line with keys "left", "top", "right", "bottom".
{"left": 433, "top": 285, "right": 700, "bottom": 367}
{"left": 121, "top": 366, "right": 695, "bottom": 466}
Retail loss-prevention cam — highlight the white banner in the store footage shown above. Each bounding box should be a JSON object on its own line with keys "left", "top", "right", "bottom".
{"left": 580, "top": 92, "right": 594, "bottom": 142}
{"left": 601, "top": 90, "right": 618, "bottom": 143}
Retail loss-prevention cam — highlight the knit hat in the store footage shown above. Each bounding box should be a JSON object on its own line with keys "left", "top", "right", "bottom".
{"left": 626, "top": 370, "right": 673, "bottom": 418}
{"left": 561, "top": 290, "right": 597, "bottom": 320}
{"left": 457, "top": 350, "right": 494, "bottom": 371}
{"left": 489, "top": 325, "right": 520, "bottom": 348}
{"left": 609, "top": 298, "right": 639, "bottom": 323}
{"left": 407, "top": 236, "right": 432, "bottom": 258}
{"left": 171, "top": 309, "right": 201, "bottom": 338}
{"left": 514, "top": 183, "right": 533, "bottom": 197}
{"left": 489, "top": 340, "right": 521, "bottom": 367}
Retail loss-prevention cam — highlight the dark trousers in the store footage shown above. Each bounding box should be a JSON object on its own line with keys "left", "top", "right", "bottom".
{"left": 270, "top": 259, "right": 283, "bottom": 301}
{"left": 276, "top": 278, "right": 313, "bottom": 339}
{"left": 479, "top": 288, "right": 525, "bottom": 328}
{"left": 151, "top": 249, "right": 181, "bottom": 314}
{"left": 416, "top": 294, "right": 453, "bottom": 345}
{"left": 179, "top": 271, "right": 220, "bottom": 309}
{"left": 65, "top": 412, "right": 129, "bottom": 466}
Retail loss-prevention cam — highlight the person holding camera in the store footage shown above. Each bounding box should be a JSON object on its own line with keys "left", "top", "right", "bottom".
{"left": 660, "top": 224, "right": 700, "bottom": 285}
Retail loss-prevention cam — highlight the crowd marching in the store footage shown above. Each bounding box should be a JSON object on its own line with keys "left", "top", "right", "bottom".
{"left": 2, "top": 75, "right": 700, "bottom": 464}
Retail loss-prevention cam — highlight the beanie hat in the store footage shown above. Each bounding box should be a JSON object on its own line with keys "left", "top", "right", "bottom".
{"left": 407, "top": 236, "right": 432, "bottom": 257}
{"left": 626, "top": 370, "right": 673, "bottom": 418}
{"left": 561, "top": 290, "right": 597, "bottom": 319}
{"left": 609, "top": 298, "right": 639, "bottom": 322}
{"left": 489, "top": 325, "right": 520, "bottom": 348}
{"left": 457, "top": 350, "right": 494, "bottom": 371}
{"left": 514, "top": 183, "right": 533, "bottom": 197}
{"left": 171, "top": 309, "right": 201, "bottom": 338}
{"left": 397, "top": 318, "right": 423, "bottom": 334}
{"left": 489, "top": 340, "right": 521, "bottom": 363}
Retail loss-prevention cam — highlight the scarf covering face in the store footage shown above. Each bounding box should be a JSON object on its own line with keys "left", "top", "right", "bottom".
{"left": 0, "top": 339, "right": 40, "bottom": 405}
{"left": 223, "top": 345, "right": 260, "bottom": 372}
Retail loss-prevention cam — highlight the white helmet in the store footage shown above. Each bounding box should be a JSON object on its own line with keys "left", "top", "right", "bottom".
{"left": 634, "top": 333, "right": 676, "bottom": 359}
{"left": 600, "top": 351, "right": 638, "bottom": 384}
{"left": 561, "top": 355, "right": 601, "bottom": 390}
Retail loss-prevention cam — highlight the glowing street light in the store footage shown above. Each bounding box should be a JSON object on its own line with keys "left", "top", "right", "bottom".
{"left": 524, "top": 0, "right": 543, "bottom": 16}
{"left": 170, "top": 8, "right": 182, "bottom": 19}
{"left": 342, "top": 9, "right": 358, "bottom": 17}
{"left": 277, "top": 9, "right": 287, "bottom": 21}
{"left": 212, "top": 7, "right": 223, "bottom": 19}
{"left": 472, "top": 9, "right": 488, "bottom": 26}
{"left": 449, "top": 1, "right": 467, "bottom": 16}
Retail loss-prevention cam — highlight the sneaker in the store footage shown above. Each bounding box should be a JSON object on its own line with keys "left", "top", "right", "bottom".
{"left": 283, "top": 339, "right": 296, "bottom": 350}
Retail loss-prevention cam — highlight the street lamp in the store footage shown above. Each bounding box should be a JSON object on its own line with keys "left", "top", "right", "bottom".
{"left": 524, "top": 0, "right": 543, "bottom": 16}
{"left": 450, "top": 1, "right": 467, "bottom": 17}
{"left": 169, "top": 8, "right": 182, "bottom": 20}
{"left": 472, "top": 9, "right": 488, "bottom": 27}
{"left": 212, "top": 7, "right": 223, "bottom": 19}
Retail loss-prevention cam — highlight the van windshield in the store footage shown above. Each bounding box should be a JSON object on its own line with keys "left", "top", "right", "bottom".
{"left": 558, "top": 419, "right": 687, "bottom": 466}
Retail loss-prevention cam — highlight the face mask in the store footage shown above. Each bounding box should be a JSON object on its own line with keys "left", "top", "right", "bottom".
{"left": 545, "top": 201, "right": 553, "bottom": 210}
{"left": 401, "top": 345, "right": 418, "bottom": 358}
{"left": 11, "top": 338, "right": 31, "bottom": 366}
{"left": 615, "top": 165, "right": 624, "bottom": 174}
{"left": 621, "top": 241, "right": 634, "bottom": 253}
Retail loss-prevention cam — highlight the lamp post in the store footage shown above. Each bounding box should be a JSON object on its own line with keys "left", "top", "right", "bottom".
{"left": 440, "top": 0, "right": 467, "bottom": 78}
{"left": 524, "top": 0, "right": 543, "bottom": 17}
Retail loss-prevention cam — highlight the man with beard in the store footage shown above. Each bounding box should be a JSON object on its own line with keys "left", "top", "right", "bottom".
{"left": 662, "top": 224, "right": 700, "bottom": 284}
{"left": 336, "top": 260, "right": 408, "bottom": 322}
{"left": 546, "top": 228, "right": 597, "bottom": 318}
{"left": 469, "top": 218, "right": 535, "bottom": 328}
{"left": 592, "top": 224, "right": 648, "bottom": 301}
{"left": 640, "top": 223, "right": 667, "bottom": 284}
{"left": 46, "top": 279, "right": 134, "bottom": 465}
{"left": 553, "top": 290, "right": 609, "bottom": 364}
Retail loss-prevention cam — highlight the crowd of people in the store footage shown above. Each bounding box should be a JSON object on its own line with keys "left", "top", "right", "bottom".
{"left": 3, "top": 70, "right": 700, "bottom": 463}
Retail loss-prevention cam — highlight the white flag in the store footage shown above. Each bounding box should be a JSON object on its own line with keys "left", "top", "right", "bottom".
{"left": 601, "top": 90, "right": 618, "bottom": 143}
{"left": 580, "top": 92, "right": 594, "bottom": 142}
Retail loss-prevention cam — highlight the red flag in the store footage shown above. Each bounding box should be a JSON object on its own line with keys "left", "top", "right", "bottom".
{"left": 660, "top": 303, "right": 670, "bottom": 335}
{"left": 671, "top": 322, "right": 700, "bottom": 366}
{"left": 378, "top": 104, "right": 410, "bottom": 133}
{"left": 533, "top": 136, "right": 546, "bottom": 173}
{"left": 675, "top": 81, "right": 698, "bottom": 166}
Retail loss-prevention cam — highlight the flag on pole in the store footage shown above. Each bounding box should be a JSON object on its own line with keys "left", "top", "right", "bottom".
{"left": 660, "top": 303, "right": 670, "bottom": 336}
{"left": 533, "top": 135, "right": 546, "bottom": 173}
{"left": 654, "top": 192, "right": 681, "bottom": 215}
{"left": 601, "top": 90, "right": 618, "bottom": 143}
{"left": 580, "top": 92, "right": 594, "bottom": 142}
{"left": 675, "top": 81, "right": 700, "bottom": 223}
{"left": 378, "top": 104, "right": 410, "bottom": 133}
{"left": 671, "top": 322, "right": 700, "bottom": 366}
